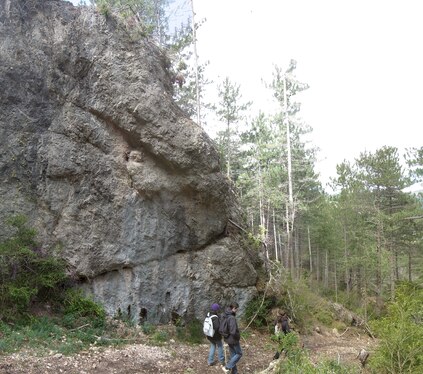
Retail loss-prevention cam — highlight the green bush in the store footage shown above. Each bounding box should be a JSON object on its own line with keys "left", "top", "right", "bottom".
{"left": 272, "top": 277, "right": 322, "bottom": 332}
{"left": 175, "top": 319, "right": 204, "bottom": 344}
{"left": 315, "top": 309, "right": 334, "bottom": 326}
{"left": 0, "top": 215, "right": 67, "bottom": 320}
{"left": 141, "top": 321, "right": 156, "bottom": 335}
{"left": 151, "top": 330, "right": 169, "bottom": 344}
{"left": 273, "top": 333, "right": 358, "bottom": 373}
{"left": 369, "top": 282, "right": 423, "bottom": 374}
{"left": 244, "top": 295, "right": 276, "bottom": 329}
{"left": 63, "top": 289, "right": 106, "bottom": 328}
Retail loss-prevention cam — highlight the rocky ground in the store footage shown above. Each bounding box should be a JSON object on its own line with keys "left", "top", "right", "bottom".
{"left": 0, "top": 326, "right": 376, "bottom": 374}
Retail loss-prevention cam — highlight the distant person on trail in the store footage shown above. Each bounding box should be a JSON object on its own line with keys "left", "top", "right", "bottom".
{"left": 206, "top": 303, "right": 225, "bottom": 367}
{"left": 274, "top": 310, "right": 291, "bottom": 335}
{"left": 221, "top": 302, "right": 243, "bottom": 374}
{"left": 273, "top": 310, "right": 291, "bottom": 360}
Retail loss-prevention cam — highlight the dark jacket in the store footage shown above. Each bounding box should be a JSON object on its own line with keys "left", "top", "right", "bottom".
{"left": 223, "top": 307, "right": 240, "bottom": 345}
{"left": 207, "top": 312, "right": 222, "bottom": 343}
{"left": 275, "top": 314, "right": 290, "bottom": 334}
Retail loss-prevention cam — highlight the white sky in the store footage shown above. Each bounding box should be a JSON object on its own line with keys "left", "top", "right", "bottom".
{"left": 69, "top": 0, "right": 423, "bottom": 187}
{"left": 191, "top": 0, "right": 423, "bottom": 187}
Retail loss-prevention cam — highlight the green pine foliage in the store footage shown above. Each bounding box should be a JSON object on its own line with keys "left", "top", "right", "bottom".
{"left": 95, "top": 0, "right": 170, "bottom": 41}
{"left": 369, "top": 282, "right": 423, "bottom": 374}
{"left": 0, "top": 215, "right": 67, "bottom": 320}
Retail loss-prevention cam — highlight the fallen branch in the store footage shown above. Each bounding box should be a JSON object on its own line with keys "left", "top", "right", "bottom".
{"left": 69, "top": 324, "right": 90, "bottom": 332}
{"left": 242, "top": 280, "right": 270, "bottom": 332}
{"left": 94, "top": 335, "right": 141, "bottom": 342}
{"left": 339, "top": 327, "right": 350, "bottom": 337}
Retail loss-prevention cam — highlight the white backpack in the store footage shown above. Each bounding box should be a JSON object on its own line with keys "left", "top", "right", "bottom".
{"left": 203, "top": 312, "right": 218, "bottom": 337}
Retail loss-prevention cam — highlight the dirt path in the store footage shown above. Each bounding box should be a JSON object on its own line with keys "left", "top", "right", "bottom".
{"left": 0, "top": 328, "right": 376, "bottom": 374}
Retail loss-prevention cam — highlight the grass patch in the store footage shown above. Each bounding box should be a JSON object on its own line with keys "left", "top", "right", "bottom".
{"left": 0, "top": 313, "right": 144, "bottom": 356}
{"left": 175, "top": 319, "right": 204, "bottom": 345}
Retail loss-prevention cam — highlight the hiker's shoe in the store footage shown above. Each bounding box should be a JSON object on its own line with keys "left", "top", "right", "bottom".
{"left": 208, "top": 362, "right": 215, "bottom": 366}
{"left": 221, "top": 366, "right": 231, "bottom": 374}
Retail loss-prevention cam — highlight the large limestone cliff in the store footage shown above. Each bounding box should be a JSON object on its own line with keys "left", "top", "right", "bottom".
{"left": 0, "top": 0, "right": 259, "bottom": 322}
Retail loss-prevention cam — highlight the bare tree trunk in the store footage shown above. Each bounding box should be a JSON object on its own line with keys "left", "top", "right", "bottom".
{"left": 190, "top": 0, "right": 201, "bottom": 126}
{"left": 226, "top": 118, "right": 231, "bottom": 179}
{"left": 390, "top": 247, "right": 396, "bottom": 299}
{"left": 362, "top": 266, "right": 368, "bottom": 323}
{"left": 408, "top": 252, "right": 412, "bottom": 282}
{"left": 278, "top": 233, "right": 283, "bottom": 266}
{"left": 285, "top": 203, "right": 290, "bottom": 269}
{"left": 283, "top": 75, "right": 295, "bottom": 278}
{"left": 307, "top": 226, "right": 312, "bottom": 274}
{"left": 376, "top": 223, "right": 382, "bottom": 297}
{"left": 316, "top": 248, "right": 320, "bottom": 282}
{"left": 343, "top": 226, "right": 350, "bottom": 295}
{"left": 297, "top": 230, "right": 302, "bottom": 277}
{"left": 273, "top": 209, "right": 278, "bottom": 262}
{"left": 295, "top": 230, "right": 300, "bottom": 280}
{"left": 395, "top": 249, "right": 399, "bottom": 281}
{"left": 334, "top": 261, "right": 338, "bottom": 303}
{"left": 324, "top": 250, "right": 329, "bottom": 288}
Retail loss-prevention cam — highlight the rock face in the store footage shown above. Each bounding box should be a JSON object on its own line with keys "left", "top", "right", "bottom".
{"left": 0, "top": 0, "right": 259, "bottom": 322}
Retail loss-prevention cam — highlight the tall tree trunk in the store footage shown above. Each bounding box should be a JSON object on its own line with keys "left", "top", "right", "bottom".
{"left": 285, "top": 203, "right": 290, "bottom": 269}
{"left": 343, "top": 226, "right": 350, "bottom": 295}
{"left": 324, "top": 250, "right": 329, "bottom": 288}
{"left": 307, "top": 226, "right": 312, "bottom": 274}
{"left": 190, "top": 0, "right": 201, "bottom": 126}
{"left": 390, "top": 247, "right": 396, "bottom": 299}
{"left": 362, "top": 266, "right": 368, "bottom": 323}
{"left": 395, "top": 249, "right": 399, "bottom": 280}
{"left": 278, "top": 233, "right": 283, "bottom": 266}
{"left": 316, "top": 247, "right": 320, "bottom": 282}
{"left": 283, "top": 75, "right": 295, "bottom": 277}
{"left": 408, "top": 251, "right": 412, "bottom": 282}
{"left": 376, "top": 223, "right": 382, "bottom": 297}
{"left": 266, "top": 201, "right": 271, "bottom": 240}
{"left": 226, "top": 118, "right": 231, "bottom": 179}
{"left": 296, "top": 230, "right": 302, "bottom": 278}
{"left": 273, "top": 209, "right": 278, "bottom": 262}
{"left": 334, "top": 261, "right": 338, "bottom": 303}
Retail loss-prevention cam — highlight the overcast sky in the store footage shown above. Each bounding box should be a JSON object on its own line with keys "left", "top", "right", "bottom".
{"left": 70, "top": 0, "right": 423, "bottom": 187}
{"left": 191, "top": 0, "right": 423, "bottom": 187}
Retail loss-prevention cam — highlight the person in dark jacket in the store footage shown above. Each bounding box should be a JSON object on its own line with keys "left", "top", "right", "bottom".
{"left": 222, "top": 302, "right": 242, "bottom": 374}
{"left": 274, "top": 310, "right": 291, "bottom": 335}
{"left": 273, "top": 310, "right": 291, "bottom": 360}
{"left": 207, "top": 303, "right": 225, "bottom": 366}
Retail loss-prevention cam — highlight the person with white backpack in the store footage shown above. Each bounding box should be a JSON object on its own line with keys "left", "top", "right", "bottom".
{"left": 203, "top": 303, "right": 225, "bottom": 367}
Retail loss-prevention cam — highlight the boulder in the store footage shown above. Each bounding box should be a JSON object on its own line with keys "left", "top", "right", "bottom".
{"left": 0, "top": 0, "right": 259, "bottom": 322}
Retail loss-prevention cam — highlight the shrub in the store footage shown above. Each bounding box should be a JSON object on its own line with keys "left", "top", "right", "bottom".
{"left": 273, "top": 333, "right": 358, "bottom": 373}
{"left": 272, "top": 276, "right": 322, "bottom": 332}
{"left": 0, "top": 215, "right": 67, "bottom": 320}
{"left": 63, "top": 289, "right": 106, "bottom": 328}
{"left": 140, "top": 321, "right": 155, "bottom": 335}
{"left": 151, "top": 330, "right": 169, "bottom": 344}
{"left": 243, "top": 295, "right": 276, "bottom": 329}
{"left": 369, "top": 282, "right": 423, "bottom": 374}
{"left": 175, "top": 319, "right": 204, "bottom": 344}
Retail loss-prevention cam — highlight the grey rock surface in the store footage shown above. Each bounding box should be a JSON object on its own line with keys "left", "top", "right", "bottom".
{"left": 0, "top": 0, "right": 259, "bottom": 322}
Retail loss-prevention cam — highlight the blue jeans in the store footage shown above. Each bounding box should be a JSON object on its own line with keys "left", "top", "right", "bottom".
{"left": 208, "top": 339, "right": 225, "bottom": 365}
{"left": 226, "top": 342, "right": 242, "bottom": 374}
